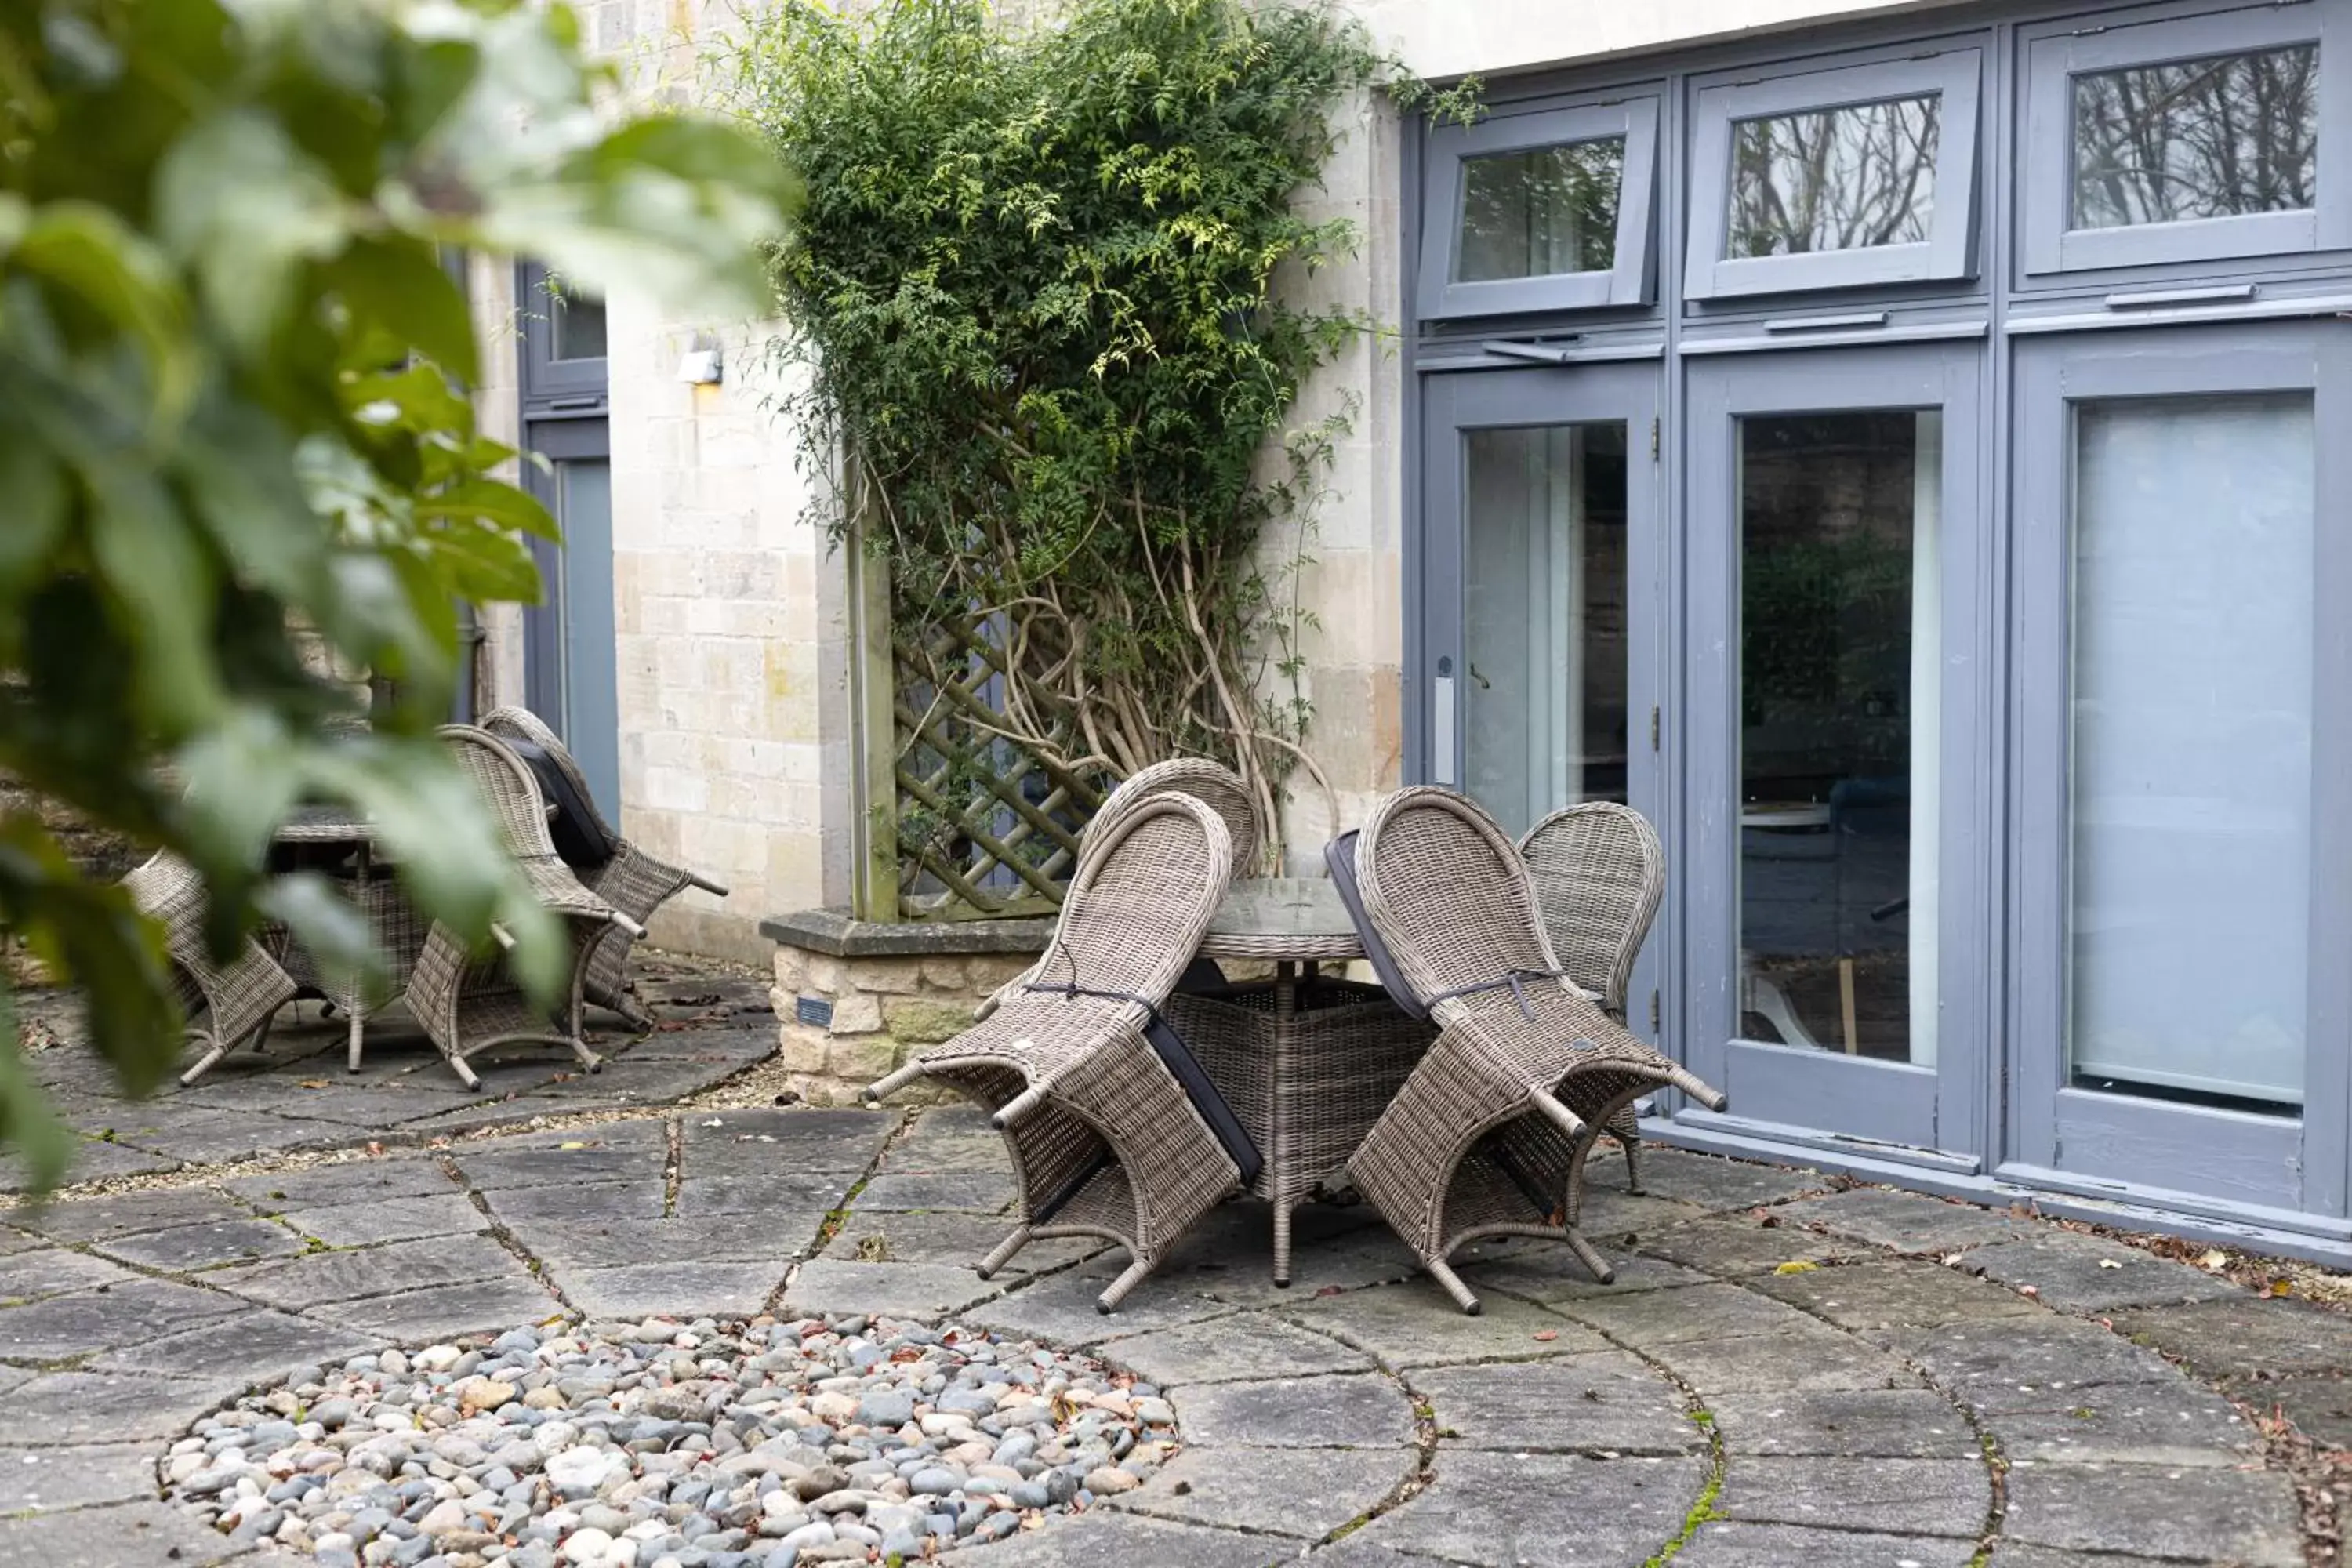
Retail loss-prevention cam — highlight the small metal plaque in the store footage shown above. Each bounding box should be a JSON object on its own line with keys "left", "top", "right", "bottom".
{"left": 796, "top": 996, "right": 833, "bottom": 1028}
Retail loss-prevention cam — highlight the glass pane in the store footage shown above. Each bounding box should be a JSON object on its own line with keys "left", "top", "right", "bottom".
{"left": 554, "top": 458, "right": 619, "bottom": 813}
{"left": 1726, "top": 95, "right": 1941, "bottom": 257}
{"left": 1738, "top": 411, "right": 1940, "bottom": 1065}
{"left": 2071, "top": 46, "right": 2319, "bottom": 230}
{"left": 1462, "top": 422, "right": 1629, "bottom": 837}
{"left": 551, "top": 285, "right": 608, "bottom": 361}
{"left": 2068, "top": 394, "right": 2314, "bottom": 1111}
{"left": 1456, "top": 139, "right": 1626, "bottom": 282}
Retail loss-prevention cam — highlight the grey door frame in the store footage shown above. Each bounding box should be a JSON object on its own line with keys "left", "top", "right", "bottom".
{"left": 1418, "top": 360, "right": 1668, "bottom": 1032}
{"left": 2005, "top": 321, "right": 2352, "bottom": 1225}
{"left": 1680, "top": 339, "right": 1991, "bottom": 1163}
{"left": 515, "top": 261, "right": 620, "bottom": 815}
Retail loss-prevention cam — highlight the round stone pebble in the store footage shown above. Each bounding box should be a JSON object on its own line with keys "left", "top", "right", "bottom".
{"left": 164, "top": 1314, "right": 1182, "bottom": 1566}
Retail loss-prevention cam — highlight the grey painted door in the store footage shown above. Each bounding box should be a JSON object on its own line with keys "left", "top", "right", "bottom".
{"left": 1421, "top": 361, "right": 1664, "bottom": 1028}
{"left": 1682, "top": 340, "right": 1987, "bottom": 1163}
{"left": 2006, "top": 321, "right": 2352, "bottom": 1222}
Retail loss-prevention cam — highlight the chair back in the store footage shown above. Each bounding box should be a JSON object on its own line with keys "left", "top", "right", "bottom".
{"left": 1356, "top": 786, "right": 1563, "bottom": 1022}
{"left": 1518, "top": 802, "right": 1664, "bottom": 1016}
{"left": 438, "top": 725, "right": 563, "bottom": 861}
{"left": 482, "top": 706, "right": 621, "bottom": 867}
{"left": 1029, "top": 792, "right": 1233, "bottom": 1011}
{"left": 1087, "top": 757, "right": 1260, "bottom": 877}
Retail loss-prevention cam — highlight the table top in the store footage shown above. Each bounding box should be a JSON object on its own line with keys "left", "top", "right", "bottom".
{"left": 1200, "top": 877, "right": 1364, "bottom": 963}
{"left": 270, "top": 804, "right": 377, "bottom": 844}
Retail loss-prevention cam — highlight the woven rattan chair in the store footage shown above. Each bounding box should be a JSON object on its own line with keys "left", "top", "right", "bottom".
{"left": 1345, "top": 787, "right": 1726, "bottom": 1314}
{"left": 403, "top": 726, "right": 642, "bottom": 1088}
{"left": 124, "top": 852, "right": 299, "bottom": 1087}
{"left": 975, "top": 757, "right": 1261, "bottom": 1022}
{"left": 867, "top": 793, "right": 1245, "bottom": 1313}
{"left": 482, "top": 706, "right": 729, "bottom": 1029}
{"left": 1519, "top": 803, "right": 1667, "bottom": 1195}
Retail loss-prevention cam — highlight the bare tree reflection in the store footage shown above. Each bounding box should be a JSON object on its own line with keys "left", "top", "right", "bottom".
{"left": 1727, "top": 95, "right": 1940, "bottom": 257}
{"left": 2072, "top": 45, "right": 2316, "bottom": 229}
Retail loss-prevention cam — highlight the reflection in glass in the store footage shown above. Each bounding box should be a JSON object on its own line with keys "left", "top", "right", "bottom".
{"left": 1737, "top": 412, "right": 1940, "bottom": 1065}
{"left": 553, "top": 458, "right": 620, "bottom": 813}
{"left": 1456, "top": 138, "right": 1626, "bottom": 282}
{"left": 1727, "top": 95, "right": 1940, "bottom": 257}
{"left": 2069, "top": 395, "right": 2314, "bottom": 1111}
{"left": 2072, "top": 46, "right": 2318, "bottom": 230}
{"left": 1463, "top": 423, "right": 1629, "bottom": 837}
{"left": 550, "top": 284, "right": 608, "bottom": 361}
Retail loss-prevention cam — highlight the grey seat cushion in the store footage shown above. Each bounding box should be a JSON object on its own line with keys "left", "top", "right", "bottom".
{"left": 1323, "top": 830, "right": 1429, "bottom": 1022}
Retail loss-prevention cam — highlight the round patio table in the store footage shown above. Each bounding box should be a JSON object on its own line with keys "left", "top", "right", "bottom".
{"left": 1174, "top": 877, "right": 1436, "bottom": 1286}
{"left": 267, "top": 806, "right": 426, "bottom": 1072}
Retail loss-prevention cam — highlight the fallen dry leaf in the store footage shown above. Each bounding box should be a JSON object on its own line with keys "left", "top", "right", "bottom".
{"left": 2097, "top": 1258, "right": 2124, "bottom": 1269}
{"left": 1773, "top": 1261, "right": 1820, "bottom": 1276}
{"left": 1533, "top": 1329, "right": 1560, "bottom": 1342}
{"left": 2201, "top": 1249, "right": 2230, "bottom": 1272}
{"left": 2018, "top": 1284, "right": 2040, "bottom": 1298}
{"left": 558, "top": 1141, "right": 587, "bottom": 1150}
{"left": 297, "top": 1078, "right": 330, "bottom": 1090}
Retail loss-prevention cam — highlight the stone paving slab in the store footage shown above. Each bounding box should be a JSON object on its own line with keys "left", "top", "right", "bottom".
{"left": 1751, "top": 1258, "right": 2045, "bottom": 1330}
{"left": 2002, "top": 1461, "right": 2304, "bottom": 1566}
{"left": 1452, "top": 1247, "right": 1715, "bottom": 1305}
{"left": 782, "top": 1258, "right": 1007, "bottom": 1320}
{"left": 1109, "top": 1443, "right": 1417, "bottom": 1539}
{"left": 671, "top": 1168, "right": 849, "bottom": 1218}
{"left": 964, "top": 1262, "right": 1231, "bottom": 1345}
{"left": 0, "top": 1277, "right": 245, "bottom": 1359}
{"left": 85, "top": 1307, "right": 382, "bottom": 1383}
{"left": 1986, "top": 1378, "right": 2262, "bottom": 1466}
{"left": 1609, "top": 1147, "right": 1832, "bottom": 1210}
{"left": 1102, "top": 1311, "right": 1375, "bottom": 1385}
{"left": 852, "top": 1171, "right": 1017, "bottom": 1213}
{"left": 1633, "top": 1214, "right": 1881, "bottom": 1277}
{"left": 2248, "top": 1372, "right": 2352, "bottom": 1449}
{"left": 1169, "top": 1373, "right": 1418, "bottom": 1448}
{"left": 508, "top": 1210, "right": 838, "bottom": 1269}
{"left": 1350, "top": 1450, "right": 1708, "bottom": 1567}
{"left": 225, "top": 1158, "right": 461, "bottom": 1207}
{"left": 1288, "top": 1276, "right": 1612, "bottom": 1365}
{"left": 1773, "top": 1188, "right": 2036, "bottom": 1253}
{"left": 478, "top": 1178, "right": 668, "bottom": 1221}
{"left": 2111, "top": 1295, "right": 2352, "bottom": 1381}
{"left": 85, "top": 1215, "right": 307, "bottom": 1271}
{"left": 1673, "top": 1521, "right": 1977, "bottom": 1568}
{"left": 935, "top": 1509, "right": 1287, "bottom": 1567}
{"left": 554, "top": 1260, "right": 783, "bottom": 1319}
{"left": 277, "top": 1190, "right": 487, "bottom": 1245}
{"left": 212, "top": 1232, "right": 525, "bottom": 1308}
{"left": 1709, "top": 1455, "right": 1988, "bottom": 1537}
{"left": 1878, "top": 1316, "right": 2187, "bottom": 1405}
{"left": 0, "top": 1247, "right": 143, "bottom": 1301}
{"left": 1410, "top": 1354, "right": 1702, "bottom": 1454}
{"left": 304, "top": 1275, "right": 561, "bottom": 1341}
{"left": 1958, "top": 1229, "right": 2245, "bottom": 1312}
{"left": 11, "top": 1186, "right": 246, "bottom": 1242}
{"left": 821, "top": 1207, "right": 1100, "bottom": 1275}
{"left": 1553, "top": 1279, "right": 1827, "bottom": 1347}
{"left": 0, "top": 1369, "right": 248, "bottom": 1443}
{"left": 1, "top": 1440, "right": 166, "bottom": 1513}
{"left": 680, "top": 1106, "right": 893, "bottom": 1171}
{"left": 0, "top": 1500, "right": 253, "bottom": 1566}
{"left": 1708, "top": 1390, "right": 1983, "bottom": 1458}
{"left": 1644, "top": 1326, "right": 1926, "bottom": 1396}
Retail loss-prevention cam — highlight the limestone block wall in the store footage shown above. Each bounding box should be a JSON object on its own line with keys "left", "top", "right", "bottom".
{"left": 770, "top": 936, "right": 1044, "bottom": 1108}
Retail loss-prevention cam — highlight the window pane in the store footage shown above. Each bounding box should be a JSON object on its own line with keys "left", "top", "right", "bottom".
{"left": 2069, "top": 394, "right": 2314, "bottom": 1111}
{"left": 1463, "top": 422, "right": 1629, "bottom": 836}
{"left": 1738, "top": 411, "right": 1940, "bottom": 1065}
{"left": 1456, "top": 138, "right": 1626, "bottom": 282}
{"left": 2071, "top": 46, "right": 2318, "bottom": 230}
{"left": 551, "top": 285, "right": 608, "bottom": 361}
{"left": 1727, "top": 95, "right": 1941, "bottom": 257}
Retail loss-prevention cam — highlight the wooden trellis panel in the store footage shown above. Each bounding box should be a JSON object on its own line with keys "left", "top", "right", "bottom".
{"left": 882, "top": 615, "right": 1105, "bottom": 921}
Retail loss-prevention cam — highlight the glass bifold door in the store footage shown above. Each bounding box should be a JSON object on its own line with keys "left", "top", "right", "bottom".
{"left": 1683, "top": 342, "right": 1987, "bottom": 1160}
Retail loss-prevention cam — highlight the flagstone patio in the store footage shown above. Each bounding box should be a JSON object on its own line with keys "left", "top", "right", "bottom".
{"left": 0, "top": 984, "right": 2343, "bottom": 1567}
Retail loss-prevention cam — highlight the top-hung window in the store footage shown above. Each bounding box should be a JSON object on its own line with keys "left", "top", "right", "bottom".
{"left": 1686, "top": 49, "right": 1984, "bottom": 299}
{"left": 1417, "top": 93, "right": 1662, "bottom": 319}
{"left": 2020, "top": 0, "right": 2352, "bottom": 276}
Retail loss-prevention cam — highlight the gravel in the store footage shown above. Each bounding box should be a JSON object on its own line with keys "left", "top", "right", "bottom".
{"left": 165, "top": 1314, "right": 1179, "bottom": 1566}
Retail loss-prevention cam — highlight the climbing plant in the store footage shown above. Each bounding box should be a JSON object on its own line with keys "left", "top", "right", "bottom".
{"left": 733, "top": 0, "right": 1468, "bottom": 901}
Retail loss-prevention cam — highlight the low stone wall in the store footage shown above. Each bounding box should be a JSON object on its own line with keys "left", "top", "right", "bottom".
{"left": 761, "top": 909, "right": 1053, "bottom": 1107}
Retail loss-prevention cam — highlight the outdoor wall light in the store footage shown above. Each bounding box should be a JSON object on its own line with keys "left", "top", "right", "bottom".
{"left": 677, "top": 336, "right": 723, "bottom": 385}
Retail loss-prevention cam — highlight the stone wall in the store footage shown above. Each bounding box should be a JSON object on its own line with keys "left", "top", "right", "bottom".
{"left": 765, "top": 913, "right": 1051, "bottom": 1107}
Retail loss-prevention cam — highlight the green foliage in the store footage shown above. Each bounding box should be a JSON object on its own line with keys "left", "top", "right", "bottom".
{"left": 732, "top": 0, "right": 1466, "bottom": 884}
{"left": 0, "top": 0, "right": 797, "bottom": 1186}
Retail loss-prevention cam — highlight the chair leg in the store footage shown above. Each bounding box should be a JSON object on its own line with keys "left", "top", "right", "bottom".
{"left": 1621, "top": 1131, "right": 1646, "bottom": 1196}
{"left": 570, "top": 1036, "right": 602, "bottom": 1073}
{"left": 975, "top": 1224, "right": 1032, "bottom": 1281}
{"left": 445, "top": 1051, "right": 482, "bottom": 1091}
{"left": 178, "top": 1033, "right": 228, "bottom": 1088}
{"left": 1272, "top": 1200, "right": 1294, "bottom": 1289}
{"left": 347, "top": 1007, "right": 365, "bottom": 1073}
{"left": 1095, "top": 1255, "right": 1155, "bottom": 1315}
{"left": 1566, "top": 1229, "right": 1617, "bottom": 1285}
{"left": 1425, "top": 1257, "right": 1482, "bottom": 1316}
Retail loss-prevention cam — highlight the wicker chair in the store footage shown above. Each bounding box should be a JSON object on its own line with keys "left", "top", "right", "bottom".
{"left": 867, "top": 793, "right": 1245, "bottom": 1313}
{"left": 1345, "top": 787, "right": 1726, "bottom": 1314}
{"left": 403, "top": 726, "right": 642, "bottom": 1088}
{"left": 123, "top": 852, "right": 299, "bottom": 1087}
{"left": 1519, "top": 803, "right": 1667, "bottom": 1195}
{"left": 481, "top": 706, "right": 729, "bottom": 1029}
{"left": 974, "top": 757, "right": 1261, "bottom": 1022}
